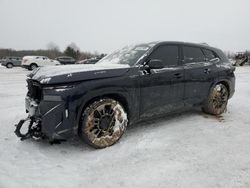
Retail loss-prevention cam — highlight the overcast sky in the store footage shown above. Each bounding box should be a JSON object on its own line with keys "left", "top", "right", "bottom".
{"left": 0, "top": 0, "right": 249, "bottom": 53}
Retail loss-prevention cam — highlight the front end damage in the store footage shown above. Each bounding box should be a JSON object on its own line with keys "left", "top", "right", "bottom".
{"left": 15, "top": 79, "right": 76, "bottom": 142}
{"left": 15, "top": 116, "right": 43, "bottom": 140}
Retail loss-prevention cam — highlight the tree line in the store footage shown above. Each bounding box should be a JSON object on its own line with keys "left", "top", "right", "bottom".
{"left": 0, "top": 42, "right": 100, "bottom": 60}
{"left": 1, "top": 42, "right": 249, "bottom": 61}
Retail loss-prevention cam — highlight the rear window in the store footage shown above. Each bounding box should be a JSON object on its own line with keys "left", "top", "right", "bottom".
{"left": 202, "top": 49, "right": 217, "bottom": 60}
{"left": 183, "top": 46, "right": 205, "bottom": 63}
{"left": 64, "top": 58, "right": 71, "bottom": 60}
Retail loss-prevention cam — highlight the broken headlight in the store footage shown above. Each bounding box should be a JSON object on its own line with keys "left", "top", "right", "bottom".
{"left": 42, "top": 83, "right": 78, "bottom": 101}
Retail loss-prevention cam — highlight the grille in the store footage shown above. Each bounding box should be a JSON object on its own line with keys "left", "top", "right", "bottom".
{"left": 27, "top": 79, "right": 42, "bottom": 101}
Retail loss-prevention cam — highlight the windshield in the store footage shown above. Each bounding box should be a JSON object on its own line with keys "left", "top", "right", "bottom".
{"left": 97, "top": 43, "right": 156, "bottom": 66}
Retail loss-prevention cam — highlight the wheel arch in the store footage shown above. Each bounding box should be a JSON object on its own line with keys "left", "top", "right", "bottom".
{"left": 210, "top": 79, "right": 231, "bottom": 97}
{"left": 6, "top": 62, "right": 13, "bottom": 67}
{"left": 75, "top": 92, "right": 130, "bottom": 134}
{"left": 30, "top": 62, "right": 38, "bottom": 66}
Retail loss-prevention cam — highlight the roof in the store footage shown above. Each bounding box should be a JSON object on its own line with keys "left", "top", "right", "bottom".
{"left": 151, "top": 41, "right": 220, "bottom": 52}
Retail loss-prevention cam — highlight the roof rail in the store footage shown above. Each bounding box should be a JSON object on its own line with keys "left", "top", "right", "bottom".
{"left": 200, "top": 42, "right": 209, "bottom": 46}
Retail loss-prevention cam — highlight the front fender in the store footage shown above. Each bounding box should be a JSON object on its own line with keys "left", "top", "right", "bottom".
{"left": 73, "top": 87, "right": 137, "bottom": 135}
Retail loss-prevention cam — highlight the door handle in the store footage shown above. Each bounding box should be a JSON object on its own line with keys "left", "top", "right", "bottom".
{"left": 174, "top": 73, "right": 182, "bottom": 79}
{"left": 204, "top": 68, "right": 211, "bottom": 74}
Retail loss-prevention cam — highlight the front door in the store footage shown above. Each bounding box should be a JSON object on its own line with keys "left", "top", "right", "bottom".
{"left": 139, "top": 44, "right": 185, "bottom": 119}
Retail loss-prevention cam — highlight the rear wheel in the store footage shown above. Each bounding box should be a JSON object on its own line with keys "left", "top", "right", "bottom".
{"left": 203, "top": 83, "right": 229, "bottom": 115}
{"left": 79, "top": 98, "right": 128, "bottom": 149}
{"left": 6, "top": 63, "right": 13, "bottom": 68}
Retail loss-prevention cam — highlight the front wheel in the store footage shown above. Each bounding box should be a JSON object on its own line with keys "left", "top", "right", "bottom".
{"left": 203, "top": 83, "right": 229, "bottom": 115}
{"left": 79, "top": 98, "right": 128, "bottom": 149}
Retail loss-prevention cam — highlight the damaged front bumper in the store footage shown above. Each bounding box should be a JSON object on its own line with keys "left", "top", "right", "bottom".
{"left": 14, "top": 116, "right": 43, "bottom": 140}
{"left": 15, "top": 96, "right": 75, "bottom": 142}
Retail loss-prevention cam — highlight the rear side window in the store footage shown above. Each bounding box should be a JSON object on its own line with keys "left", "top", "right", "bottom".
{"left": 149, "top": 45, "right": 179, "bottom": 67}
{"left": 202, "top": 49, "right": 217, "bottom": 60}
{"left": 183, "top": 46, "right": 205, "bottom": 63}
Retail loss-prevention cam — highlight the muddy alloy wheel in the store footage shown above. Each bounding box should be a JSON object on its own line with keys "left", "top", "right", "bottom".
{"left": 203, "top": 83, "right": 229, "bottom": 115}
{"left": 79, "top": 98, "right": 128, "bottom": 149}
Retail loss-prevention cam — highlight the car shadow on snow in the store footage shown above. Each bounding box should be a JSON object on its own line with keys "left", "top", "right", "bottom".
{"left": 19, "top": 108, "right": 226, "bottom": 153}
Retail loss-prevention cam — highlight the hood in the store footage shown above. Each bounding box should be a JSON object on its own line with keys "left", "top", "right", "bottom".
{"left": 28, "top": 64, "right": 130, "bottom": 85}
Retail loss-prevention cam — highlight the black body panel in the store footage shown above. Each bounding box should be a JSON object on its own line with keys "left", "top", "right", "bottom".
{"left": 23, "top": 41, "right": 235, "bottom": 141}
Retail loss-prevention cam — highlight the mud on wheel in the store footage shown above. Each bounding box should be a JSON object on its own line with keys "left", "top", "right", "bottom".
{"left": 79, "top": 98, "right": 128, "bottom": 149}
{"left": 203, "top": 83, "right": 229, "bottom": 115}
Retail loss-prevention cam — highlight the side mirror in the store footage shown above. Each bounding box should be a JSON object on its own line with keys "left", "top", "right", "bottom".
{"left": 148, "top": 59, "right": 164, "bottom": 69}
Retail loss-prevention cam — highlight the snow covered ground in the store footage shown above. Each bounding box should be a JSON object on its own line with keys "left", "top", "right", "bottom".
{"left": 0, "top": 65, "right": 250, "bottom": 188}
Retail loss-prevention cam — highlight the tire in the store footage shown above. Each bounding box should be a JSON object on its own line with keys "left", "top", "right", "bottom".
{"left": 79, "top": 98, "right": 128, "bottom": 149}
{"left": 30, "top": 63, "right": 38, "bottom": 70}
{"left": 203, "top": 83, "right": 229, "bottom": 115}
{"left": 6, "top": 63, "right": 13, "bottom": 68}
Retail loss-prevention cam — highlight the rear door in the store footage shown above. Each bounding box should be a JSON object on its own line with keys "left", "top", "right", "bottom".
{"left": 139, "top": 44, "right": 185, "bottom": 119}
{"left": 182, "top": 46, "right": 218, "bottom": 104}
{"left": 35, "top": 57, "right": 42, "bottom": 66}
{"left": 12, "top": 57, "right": 19, "bottom": 66}
{"left": 42, "top": 57, "right": 51, "bottom": 66}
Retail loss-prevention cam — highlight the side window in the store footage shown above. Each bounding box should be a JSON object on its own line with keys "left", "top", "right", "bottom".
{"left": 183, "top": 46, "right": 205, "bottom": 63}
{"left": 202, "top": 49, "right": 217, "bottom": 61}
{"left": 149, "top": 45, "right": 179, "bottom": 67}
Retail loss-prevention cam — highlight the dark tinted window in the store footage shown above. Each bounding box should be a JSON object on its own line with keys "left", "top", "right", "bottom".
{"left": 202, "top": 49, "right": 216, "bottom": 60}
{"left": 183, "top": 46, "right": 205, "bottom": 63}
{"left": 149, "top": 45, "right": 179, "bottom": 67}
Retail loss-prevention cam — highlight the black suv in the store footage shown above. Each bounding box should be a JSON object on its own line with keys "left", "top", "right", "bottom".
{"left": 15, "top": 41, "right": 235, "bottom": 149}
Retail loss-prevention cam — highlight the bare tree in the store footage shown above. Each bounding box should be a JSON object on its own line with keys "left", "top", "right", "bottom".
{"left": 46, "top": 42, "right": 60, "bottom": 51}
{"left": 46, "top": 42, "right": 61, "bottom": 59}
{"left": 68, "top": 42, "right": 80, "bottom": 51}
